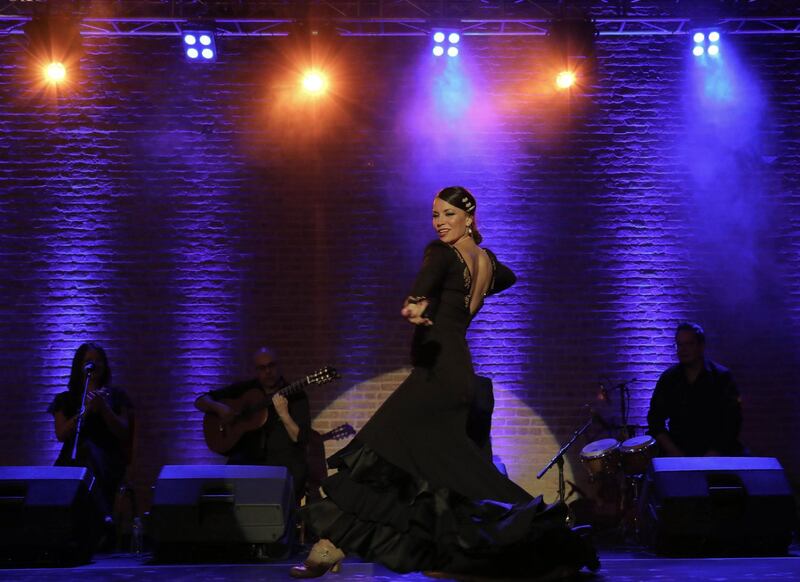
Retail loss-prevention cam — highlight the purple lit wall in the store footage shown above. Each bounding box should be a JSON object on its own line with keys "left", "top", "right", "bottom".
{"left": 1, "top": 30, "right": 799, "bottom": 505}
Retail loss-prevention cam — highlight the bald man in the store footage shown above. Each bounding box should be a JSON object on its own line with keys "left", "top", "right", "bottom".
{"left": 195, "top": 347, "right": 311, "bottom": 502}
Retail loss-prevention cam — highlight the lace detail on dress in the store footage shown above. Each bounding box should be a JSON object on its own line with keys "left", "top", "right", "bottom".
{"left": 447, "top": 245, "right": 497, "bottom": 314}
{"left": 462, "top": 268, "right": 472, "bottom": 310}
{"left": 446, "top": 245, "right": 472, "bottom": 310}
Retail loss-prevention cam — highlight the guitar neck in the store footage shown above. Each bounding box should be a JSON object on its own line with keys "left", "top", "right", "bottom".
{"left": 277, "top": 376, "right": 310, "bottom": 398}
{"left": 246, "top": 368, "right": 336, "bottom": 415}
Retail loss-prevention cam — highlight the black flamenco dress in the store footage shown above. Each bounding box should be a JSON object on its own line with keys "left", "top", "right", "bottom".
{"left": 303, "top": 240, "right": 598, "bottom": 577}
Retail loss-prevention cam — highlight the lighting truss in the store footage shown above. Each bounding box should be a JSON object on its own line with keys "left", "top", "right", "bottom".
{"left": 2, "top": 16, "right": 800, "bottom": 37}
{"left": 2, "top": 0, "right": 800, "bottom": 40}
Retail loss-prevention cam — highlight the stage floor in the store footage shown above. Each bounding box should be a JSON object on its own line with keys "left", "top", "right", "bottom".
{"left": 2, "top": 545, "right": 800, "bottom": 581}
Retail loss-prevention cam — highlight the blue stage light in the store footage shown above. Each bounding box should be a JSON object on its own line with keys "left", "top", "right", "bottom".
{"left": 432, "top": 30, "right": 461, "bottom": 58}
{"left": 183, "top": 29, "right": 217, "bottom": 63}
{"left": 691, "top": 29, "right": 721, "bottom": 58}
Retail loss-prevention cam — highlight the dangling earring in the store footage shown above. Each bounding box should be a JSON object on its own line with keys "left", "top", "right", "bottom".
{"left": 467, "top": 224, "right": 474, "bottom": 238}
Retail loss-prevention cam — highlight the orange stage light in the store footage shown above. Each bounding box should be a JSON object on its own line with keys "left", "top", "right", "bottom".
{"left": 43, "top": 62, "right": 67, "bottom": 84}
{"left": 555, "top": 70, "right": 576, "bottom": 90}
{"left": 301, "top": 70, "right": 328, "bottom": 95}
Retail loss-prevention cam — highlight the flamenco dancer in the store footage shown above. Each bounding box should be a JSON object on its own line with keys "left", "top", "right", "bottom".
{"left": 291, "top": 186, "right": 599, "bottom": 580}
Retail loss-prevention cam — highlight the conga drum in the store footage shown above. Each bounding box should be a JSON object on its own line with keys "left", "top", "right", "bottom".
{"left": 619, "top": 435, "right": 657, "bottom": 476}
{"left": 579, "top": 438, "right": 621, "bottom": 480}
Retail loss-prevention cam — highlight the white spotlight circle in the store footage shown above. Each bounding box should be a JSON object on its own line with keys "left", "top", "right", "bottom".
{"left": 709, "top": 31, "right": 720, "bottom": 43}
{"left": 433, "top": 32, "right": 445, "bottom": 43}
{"left": 200, "top": 35, "right": 212, "bottom": 46}
{"left": 433, "top": 46, "right": 444, "bottom": 57}
{"left": 693, "top": 32, "right": 705, "bottom": 44}
{"left": 708, "top": 45, "right": 719, "bottom": 57}
{"left": 184, "top": 34, "right": 197, "bottom": 46}
{"left": 693, "top": 46, "right": 704, "bottom": 57}
{"left": 202, "top": 48, "right": 214, "bottom": 59}
{"left": 187, "top": 48, "right": 199, "bottom": 59}
{"left": 447, "top": 46, "right": 459, "bottom": 58}
{"left": 448, "top": 33, "right": 461, "bottom": 44}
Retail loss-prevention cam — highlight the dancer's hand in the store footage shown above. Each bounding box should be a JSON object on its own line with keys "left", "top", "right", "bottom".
{"left": 401, "top": 300, "right": 432, "bottom": 326}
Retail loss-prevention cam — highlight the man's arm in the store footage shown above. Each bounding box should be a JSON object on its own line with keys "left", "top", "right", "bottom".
{"left": 711, "top": 371, "right": 743, "bottom": 454}
{"left": 194, "top": 393, "right": 236, "bottom": 424}
{"left": 272, "top": 393, "right": 311, "bottom": 444}
{"left": 654, "top": 432, "right": 684, "bottom": 457}
{"left": 648, "top": 374, "right": 684, "bottom": 457}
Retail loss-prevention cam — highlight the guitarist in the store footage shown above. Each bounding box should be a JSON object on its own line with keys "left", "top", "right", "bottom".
{"left": 194, "top": 347, "right": 311, "bottom": 503}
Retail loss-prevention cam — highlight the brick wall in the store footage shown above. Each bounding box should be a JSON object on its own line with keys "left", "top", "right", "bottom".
{"left": 1, "top": 31, "right": 799, "bottom": 510}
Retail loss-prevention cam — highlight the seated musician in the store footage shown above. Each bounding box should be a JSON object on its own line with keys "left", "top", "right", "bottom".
{"left": 48, "top": 342, "right": 134, "bottom": 524}
{"left": 647, "top": 322, "right": 744, "bottom": 457}
{"left": 194, "top": 346, "right": 311, "bottom": 503}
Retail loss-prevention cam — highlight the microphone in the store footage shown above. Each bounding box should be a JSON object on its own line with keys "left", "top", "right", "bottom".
{"left": 598, "top": 381, "right": 610, "bottom": 403}
{"left": 83, "top": 362, "right": 96, "bottom": 373}
{"left": 585, "top": 404, "right": 612, "bottom": 429}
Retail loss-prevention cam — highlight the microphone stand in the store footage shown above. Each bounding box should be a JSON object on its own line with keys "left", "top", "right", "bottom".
{"left": 620, "top": 381, "right": 630, "bottom": 440}
{"left": 537, "top": 415, "right": 594, "bottom": 525}
{"left": 71, "top": 369, "right": 92, "bottom": 461}
{"left": 603, "top": 378, "right": 636, "bottom": 441}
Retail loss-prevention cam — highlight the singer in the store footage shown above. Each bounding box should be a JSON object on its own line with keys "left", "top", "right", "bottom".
{"left": 48, "top": 342, "right": 135, "bottom": 527}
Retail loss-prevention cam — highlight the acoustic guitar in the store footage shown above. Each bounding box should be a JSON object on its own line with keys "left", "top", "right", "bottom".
{"left": 316, "top": 423, "right": 356, "bottom": 444}
{"left": 203, "top": 366, "right": 340, "bottom": 455}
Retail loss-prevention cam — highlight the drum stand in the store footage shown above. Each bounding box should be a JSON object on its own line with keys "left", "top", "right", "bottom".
{"left": 537, "top": 416, "right": 594, "bottom": 526}
{"left": 618, "top": 473, "right": 646, "bottom": 543}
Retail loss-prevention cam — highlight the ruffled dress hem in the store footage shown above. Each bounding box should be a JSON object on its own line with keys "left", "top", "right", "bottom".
{"left": 301, "top": 439, "right": 599, "bottom": 577}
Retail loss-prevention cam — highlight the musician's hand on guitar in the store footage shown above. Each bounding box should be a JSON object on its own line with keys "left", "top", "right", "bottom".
{"left": 272, "top": 393, "right": 289, "bottom": 418}
{"left": 216, "top": 404, "right": 237, "bottom": 425}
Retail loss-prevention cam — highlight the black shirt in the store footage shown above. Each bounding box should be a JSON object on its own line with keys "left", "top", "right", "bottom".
{"left": 647, "top": 360, "right": 743, "bottom": 456}
{"left": 207, "top": 378, "right": 311, "bottom": 468}
{"left": 47, "top": 386, "right": 134, "bottom": 465}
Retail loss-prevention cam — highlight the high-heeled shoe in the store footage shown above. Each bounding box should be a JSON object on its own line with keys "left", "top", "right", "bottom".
{"left": 289, "top": 541, "right": 345, "bottom": 579}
